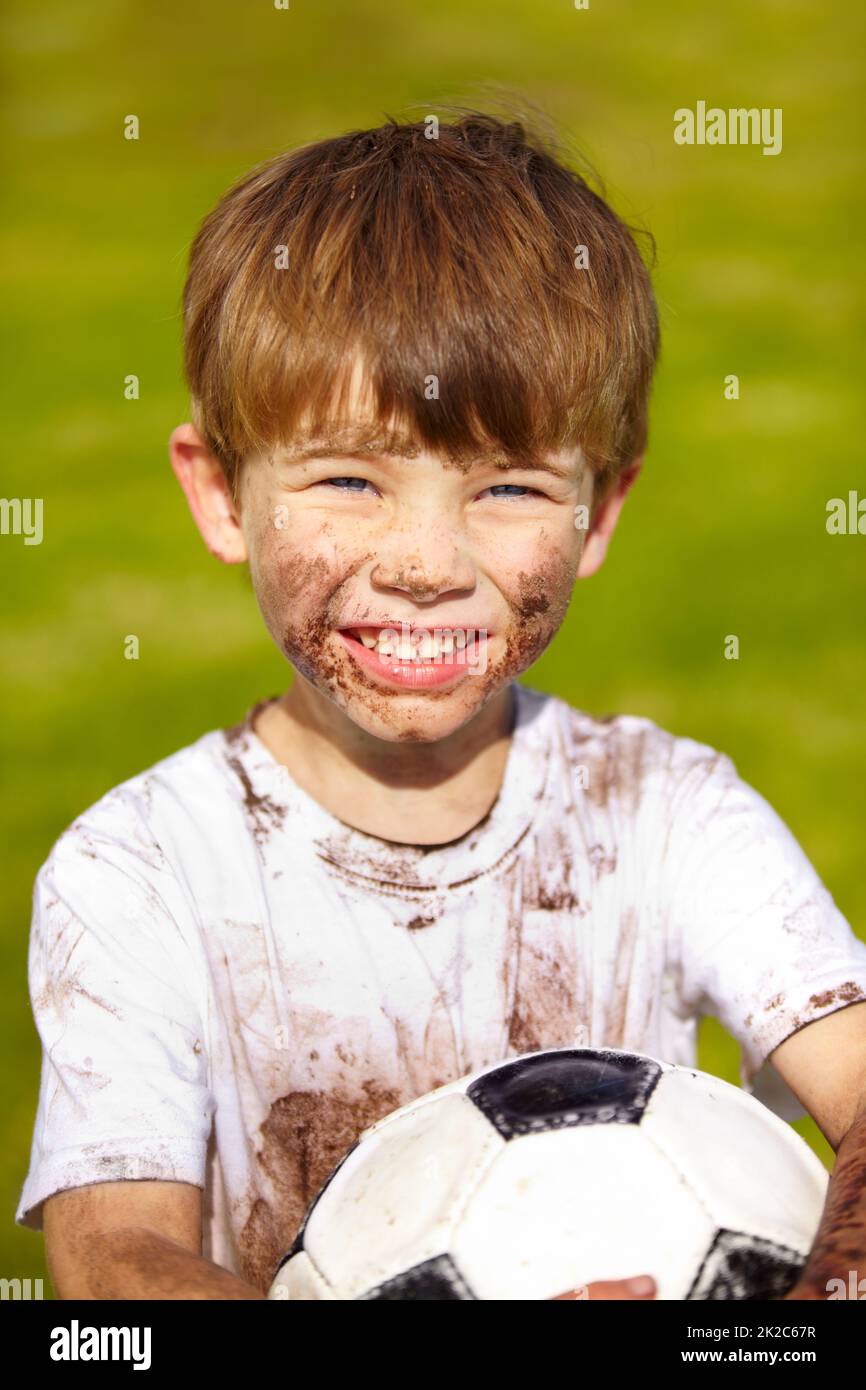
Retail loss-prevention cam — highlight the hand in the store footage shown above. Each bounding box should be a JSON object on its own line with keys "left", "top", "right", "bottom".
{"left": 551, "top": 1275, "right": 657, "bottom": 1300}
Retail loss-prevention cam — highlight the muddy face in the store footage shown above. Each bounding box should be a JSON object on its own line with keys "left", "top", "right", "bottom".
{"left": 238, "top": 433, "right": 593, "bottom": 745}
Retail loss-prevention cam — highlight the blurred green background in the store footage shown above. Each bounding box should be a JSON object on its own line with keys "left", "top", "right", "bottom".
{"left": 1, "top": 0, "right": 864, "bottom": 1293}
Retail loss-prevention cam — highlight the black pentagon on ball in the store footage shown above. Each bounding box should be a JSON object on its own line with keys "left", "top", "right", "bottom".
{"left": 686, "top": 1229, "right": 805, "bottom": 1300}
{"left": 273, "top": 1137, "right": 362, "bottom": 1274}
{"left": 358, "top": 1253, "right": 478, "bottom": 1300}
{"left": 466, "top": 1048, "right": 663, "bottom": 1139}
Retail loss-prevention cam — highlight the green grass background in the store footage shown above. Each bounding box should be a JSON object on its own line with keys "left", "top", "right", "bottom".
{"left": 1, "top": 0, "right": 864, "bottom": 1293}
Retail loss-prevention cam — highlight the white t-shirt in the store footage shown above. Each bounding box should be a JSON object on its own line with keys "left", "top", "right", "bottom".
{"left": 15, "top": 682, "right": 866, "bottom": 1293}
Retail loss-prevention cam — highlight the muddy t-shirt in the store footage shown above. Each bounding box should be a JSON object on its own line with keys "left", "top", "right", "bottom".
{"left": 15, "top": 682, "right": 866, "bottom": 1292}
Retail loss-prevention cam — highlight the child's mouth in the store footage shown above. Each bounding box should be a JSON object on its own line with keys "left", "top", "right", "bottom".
{"left": 337, "top": 624, "right": 489, "bottom": 689}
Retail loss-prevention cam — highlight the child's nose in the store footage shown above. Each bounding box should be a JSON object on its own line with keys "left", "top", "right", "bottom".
{"left": 370, "top": 548, "right": 475, "bottom": 603}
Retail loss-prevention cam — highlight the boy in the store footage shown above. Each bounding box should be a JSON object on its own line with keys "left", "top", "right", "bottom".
{"left": 16, "top": 114, "right": 866, "bottom": 1301}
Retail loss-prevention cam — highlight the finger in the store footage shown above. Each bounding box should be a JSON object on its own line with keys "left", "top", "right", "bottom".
{"left": 551, "top": 1275, "right": 657, "bottom": 1300}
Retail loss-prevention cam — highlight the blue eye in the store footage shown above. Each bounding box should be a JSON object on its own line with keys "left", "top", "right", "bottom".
{"left": 487, "top": 484, "right": 534, "bottom": 498}
{"left": 325, "top": 477, "right": 371, "bottom": 491}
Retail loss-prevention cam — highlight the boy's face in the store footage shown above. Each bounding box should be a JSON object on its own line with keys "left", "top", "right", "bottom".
{"left": 240, "top": 442, "right": 588, "bottom": 743}
{"left": 171, "top": 391, "right": 635, "bottom": 746}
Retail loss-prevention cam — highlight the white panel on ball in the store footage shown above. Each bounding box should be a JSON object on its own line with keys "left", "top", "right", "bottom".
{"left": 453, "top": 1123, "right": 713, "bottom": 1300}
{"left": 304, "top": 1091, "right": 504, "bottom": 1298}
{"left": 640, "top": 1068, "right": 829, "bottom": 1251}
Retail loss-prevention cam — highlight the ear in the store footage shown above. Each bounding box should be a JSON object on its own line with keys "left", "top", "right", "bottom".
{"left": 577, "top": 456, "right": 643, "bottom": 579}
{"left": 169, "top": 423, "right": 248, "bottom": 564}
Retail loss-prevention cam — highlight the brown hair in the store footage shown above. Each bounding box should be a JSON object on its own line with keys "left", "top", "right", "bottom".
{"left": 181, "top": 111, "right": 659, "bottom": 501}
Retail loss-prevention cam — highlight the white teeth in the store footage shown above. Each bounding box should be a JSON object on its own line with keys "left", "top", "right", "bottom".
{"left": 352, "top": 626, "right": 478, "bottom": 661}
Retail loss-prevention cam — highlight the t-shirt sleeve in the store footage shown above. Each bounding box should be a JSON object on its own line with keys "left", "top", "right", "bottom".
{"left": 15, "top": 797, "right": 215, "bottom": 1230}
{"left": 666, "top": 748, "right": 866, "bottom": 1094}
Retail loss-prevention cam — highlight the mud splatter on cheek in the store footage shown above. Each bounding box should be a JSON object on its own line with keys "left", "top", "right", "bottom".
{"left": 283, "top": 604, "right": 347, "bottom": 691}
{"left": 247, "top": 513, "right": 343, "bottom": 673}
{"left": 275, "top": 556, "right": 346, "bottom": 676}
{"left": 253, "top": 530, "right": 379, "bottom": 703}
{"left": 477, "top": 551, "right": 577, "bottom": 699}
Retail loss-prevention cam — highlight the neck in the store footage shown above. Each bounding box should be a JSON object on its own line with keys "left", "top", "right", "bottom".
{"left": 252, "top": 680, "right": 516, "bottom": 844}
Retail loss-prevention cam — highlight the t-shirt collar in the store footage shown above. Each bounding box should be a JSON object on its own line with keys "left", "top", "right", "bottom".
{"left": 219, "top": 682, "right": 552, "bottom": 890}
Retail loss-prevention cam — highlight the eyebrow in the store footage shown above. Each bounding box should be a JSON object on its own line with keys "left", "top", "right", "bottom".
{"left": 274, "top": 435, "right": 578, "bottom": 479}
{"left": 275, "top": 435, "right": 423, "bottom": 465}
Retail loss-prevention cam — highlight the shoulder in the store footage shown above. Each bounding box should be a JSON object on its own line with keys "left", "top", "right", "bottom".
{"left": 37, "top": 726, "right": 235, "bottom": 886}
{"left": 27, "top": 731, "right": 245, "bottom": 1002}
{"left": 518, "top": 683, "right": 737, "bottom": 813}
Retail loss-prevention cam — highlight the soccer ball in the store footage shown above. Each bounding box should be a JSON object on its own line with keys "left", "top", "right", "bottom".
{"left": 268, "top": 1047, "right": 828, "bottom": 1301}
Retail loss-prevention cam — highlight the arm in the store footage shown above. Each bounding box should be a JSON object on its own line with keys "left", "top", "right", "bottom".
{"left": 764, "top": 1002, "right": 866, "bottom": 1300}
{"left": 44, "top": 1179, "right": 265, "bottom": 1300}
{"left": 17, "top": 806, "right": 219, "bottom": 1275}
